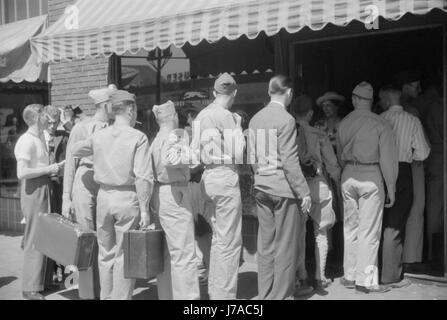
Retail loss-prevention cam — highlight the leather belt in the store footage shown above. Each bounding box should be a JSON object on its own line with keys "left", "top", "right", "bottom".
{"left": 345, "top": 161, "right": 379, "bottom": 166}
{"left": 155, "top": 181, "right": 189, "bottom": 187}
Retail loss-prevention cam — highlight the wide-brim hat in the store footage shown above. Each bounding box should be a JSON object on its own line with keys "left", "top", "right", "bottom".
{"left": 316, "top": 92, "right": 346, "bottom": 107}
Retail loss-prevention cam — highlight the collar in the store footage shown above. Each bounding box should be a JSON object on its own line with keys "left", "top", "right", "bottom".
{"left": 389, "top": 105, "right": 404, "bottom": 112}
{"left": 270, "top": 101, "right": 286, "bottom": 109}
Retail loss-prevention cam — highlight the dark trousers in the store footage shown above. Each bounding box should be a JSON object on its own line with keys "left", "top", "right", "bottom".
{"left": 381, "top": 163, "right": 413, "bottom": 284}
{"left": 256, "top": 190, "right": 303, "bottom": 300}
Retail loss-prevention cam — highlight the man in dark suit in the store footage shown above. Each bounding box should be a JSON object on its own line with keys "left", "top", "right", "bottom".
{"left": 248, "top": 75, "right": 311, "bottom": 300}
{"left": 43, "top": 105, "right": 69, "bottom": 287}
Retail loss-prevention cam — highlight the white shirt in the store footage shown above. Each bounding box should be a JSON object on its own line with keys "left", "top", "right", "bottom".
{"left": 381, "top": 105, "right": 431, "bottom": 163}
{"left": 14, "top": 131, "right": 49, "bottom": 169}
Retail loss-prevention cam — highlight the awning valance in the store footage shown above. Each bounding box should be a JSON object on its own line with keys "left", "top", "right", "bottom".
{"left": 31, "top": 0, "right": 447, "bottom": 63}
{"left": 0, "top": 15, "right": 48, "bottom": 83}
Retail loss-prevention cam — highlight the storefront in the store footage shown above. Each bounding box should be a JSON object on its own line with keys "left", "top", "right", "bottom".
{"left": 0, "top": 14, "right": 49, "bottom": 233}
{"left": 29, "top": 0, "right": 447, "bottom": 275}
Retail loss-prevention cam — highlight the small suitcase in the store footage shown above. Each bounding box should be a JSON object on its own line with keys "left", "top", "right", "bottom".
{"left": 124, "top": 229, "right": 165, "bottom": 280}
{"left": 33, "top": 213, "right": 97, "bottom": 271}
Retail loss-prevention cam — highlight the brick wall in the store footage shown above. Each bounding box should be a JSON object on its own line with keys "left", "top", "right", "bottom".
{"left": 48, "top": 0, "right": 109, "bottom": 116}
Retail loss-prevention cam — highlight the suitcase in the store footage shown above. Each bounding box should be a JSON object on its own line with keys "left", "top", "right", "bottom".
{"left": 33, "top": 213, "right": 97, "bottom": 271}
{"left": 124, "top": 229, "right": 165, "bottom": 280}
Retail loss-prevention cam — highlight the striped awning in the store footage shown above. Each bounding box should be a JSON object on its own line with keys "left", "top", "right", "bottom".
{"left": 1, "top": 15, "right": 48, "bottom": 83}
{"left": 31, "top": 0, "right": 447, "bottom": 63}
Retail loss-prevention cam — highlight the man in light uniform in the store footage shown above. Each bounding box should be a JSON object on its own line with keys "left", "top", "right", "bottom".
{"left": 62, "top": 85, "right": 116, "bottom": 299}
{"left": 70, "top": 90, "right": 152, "bottom": 300}
{"left": 379, "top": 85, "right": 430, "bottom": 288}
{"left": 336, "top": 82, "right": 398, "bottom": 294}
{"left": 191, "top": 73, "right": 245, "bottom": 300}
{"left": 150, "top": 101, "right": 200, "bottom": 300}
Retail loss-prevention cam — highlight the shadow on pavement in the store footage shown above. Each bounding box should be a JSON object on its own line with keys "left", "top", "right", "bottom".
{"left": 0, "top": 276, "right": 18, "bottom": 289}
{"left": 58, "top": 289, "right": 80, "bottom": 300}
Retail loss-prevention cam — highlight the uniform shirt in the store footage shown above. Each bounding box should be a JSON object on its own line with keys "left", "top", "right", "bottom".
{"left": 191, "top": 102, "right": 245, "bottom": 166}
{"left": 314, "top": 118, "right": 341, "bottom": 151}
{"left": 381, "top": 105, "right": 431, "bottom": 163}
{"left": 336, "top": 108, "right": 399, "bottom": 194}
{"left": 63, "top": 115, "right": 109, "bottom": 198}
{"left": 71, "top": 125, "right": 152, "bottom": 214}
{"left": 14, "top": 131, "right": 49, "bottom": 169}
{"left": 249, "top": 102, "right": 310, "bottom": 200}
{"left": 149, "top": 129, "right": 192, "bottom": 185}
{"left": 297, "top": 122, "right": 341, "bottom": 181}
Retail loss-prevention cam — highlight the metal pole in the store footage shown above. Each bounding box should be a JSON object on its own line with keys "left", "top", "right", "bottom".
{"left": 156, "top": 48, "right": 161, "bottom": 105}
{"left": 443, "top": 25, "right": 447, "bottom": 278}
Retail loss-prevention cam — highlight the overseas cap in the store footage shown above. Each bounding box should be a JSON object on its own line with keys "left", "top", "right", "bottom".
{"left": 353, "top": 82, "right": 374, "bottom": 100}
{"left": 110, "top": 90, "right": 136, "bottom": 105}
{"left": 214, "top": 73, "right": 237, "bottom": 95}
{"left": 153, "top": 101, "right": 176, "bottom": 120}
{"left": 88, "top": 85, "right": 117, "bottom": 104}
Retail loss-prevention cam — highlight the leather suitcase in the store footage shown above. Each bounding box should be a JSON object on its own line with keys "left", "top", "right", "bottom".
{"left": 124, "top": 229, "right": 165, "bottom": 280}
{"left": 33, "top": 213, "right": 97, "bottom": 271}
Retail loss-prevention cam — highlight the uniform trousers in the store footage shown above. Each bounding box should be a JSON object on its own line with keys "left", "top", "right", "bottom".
{"left": 342, "top": 165, "right": 385, "bottom": 287}
{"left": 72, "top": 166, "right": 100, "bottom": 299}
{"left": 96, "top": 186, "right": 140, "bottom": 300}
{"left": 203, "top": 166, "right": 242, "bottom": 300}
{"left": 154, "top": 184, "right": 200, "bottom": 300}
{"left": 256, "top": 190, "right": 303, "bottom": 300}
{"left": 381, "top": 163, "right": 413, "bottom": 284}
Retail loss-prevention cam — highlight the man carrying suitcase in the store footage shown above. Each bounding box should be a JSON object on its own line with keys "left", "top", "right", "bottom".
{"left": 62, "top": 85, "right": 116, "bottom": 299}
{"left": 70, "top": 90, "right": 152, "bottom": 300}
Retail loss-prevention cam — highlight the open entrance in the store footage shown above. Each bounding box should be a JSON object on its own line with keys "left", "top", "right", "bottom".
{"left": 292, "top": 26, "right": 445, "bottom": 277}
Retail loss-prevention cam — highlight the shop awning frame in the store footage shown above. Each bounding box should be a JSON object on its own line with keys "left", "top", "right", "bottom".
{"left": 31, "top": 0, "right": 447, "bottom": 63}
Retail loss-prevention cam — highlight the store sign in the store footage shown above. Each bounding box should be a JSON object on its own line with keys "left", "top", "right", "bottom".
{"left": 167, "top": 72, "right": 191, "bottom": 83}
{"left": 0, "top": 56, "right": 7, "bottom": 67}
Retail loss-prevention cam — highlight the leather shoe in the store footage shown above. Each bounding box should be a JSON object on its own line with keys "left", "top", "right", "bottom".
{"left": 340, "top": 278, "right": 355, "bottom": 289}
{"left": 23, "top": 291, "right": 45, "bottom": 300}
{"left": 355, "top": 285, "right": 391, "bottom": 294}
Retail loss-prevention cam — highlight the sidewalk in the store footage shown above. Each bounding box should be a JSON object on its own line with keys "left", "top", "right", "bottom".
{"left": 1, "top": 232, "right": 446, "bottom": 300}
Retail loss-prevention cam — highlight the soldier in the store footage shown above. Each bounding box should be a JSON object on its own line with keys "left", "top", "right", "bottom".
{"left": 70, "top": 90, "right": 152, "bottom": 300}
{"left": 150, "top": 101, "right": 200, "bottom": 300}
{"left": 62, "top": 85, "right": 116, "bottom": 299}
{"left": 191, "top": 73, "right": 245, "bottom": 300}
{"left": 337, "top": 82, "right": 398, "bottom": 294}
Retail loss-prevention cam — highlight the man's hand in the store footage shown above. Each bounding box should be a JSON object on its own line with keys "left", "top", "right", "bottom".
{"left": 385, "top": 191, "right": 396, "bottom": 209}
{"left": 48, "top": 164, "right": 60, "bottom": 176}
{"left": 140, "top": 211, "right": 155, "bottom": 230}
{"left": 301, "top": 196, "right": 312, "bottom": 214}
{"left": 62, "top": 195, "right": 74, "bottom": 218}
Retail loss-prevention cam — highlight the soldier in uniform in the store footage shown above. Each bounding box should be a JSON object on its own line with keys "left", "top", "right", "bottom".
{"left": 70, "top": 90, "right": 152, "bottom": 300}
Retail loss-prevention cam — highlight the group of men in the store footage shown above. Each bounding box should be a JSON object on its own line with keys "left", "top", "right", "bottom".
{"left": 14, "top": 69, "right": 442, "bottom": 300}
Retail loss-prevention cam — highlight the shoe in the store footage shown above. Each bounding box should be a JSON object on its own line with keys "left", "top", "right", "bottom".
{"left": 384, "top": 278, "right": 412, "bottom": 289}
{"left": 23, "top": 291, "right": 45, "bottom": 300}
{"left": 355, "top": 285, "right": 391, "bottom": 294}
{"left": 294, "top": 280, "right": 314, "bottom": 297}
{"left": 314, "top": 279, "right": 332, "bottom": 290}
{"left": 340, "top": 278, "right": 355, "bottom": 289}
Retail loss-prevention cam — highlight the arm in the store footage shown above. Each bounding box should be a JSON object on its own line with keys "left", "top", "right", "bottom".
{"left": 412, "top": 118, "right": 431, "bottom": 162}
{"left": 71, "top": 137, "right": 94, "bottom": 158}
{"left": 379, "top": 123, "right": 399, "bottom": 198}
{"left": 320, "top": 134, "right": 341, "bottom": 182}
{"left": 17, "top": 160, "right": 56, "bottom": 180}
{"left": 335, "top": 131, "right": 345, "bottom": 168}
{"left": 222, "top": 113, "right": 245, "bottom": 164}
{"left": 133, "top": 135, "right": 153, "bottom": 217}
{"left": 63, "top": 124, "right": 86, "bottom": 202}
{"left": 248, "top": 123, "right": 258, "bottom": 173}
{"left": 278, "top": 118, "right": 310, "bottom": 200}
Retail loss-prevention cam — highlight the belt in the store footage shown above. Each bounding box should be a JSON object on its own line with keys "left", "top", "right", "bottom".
{"left": 345, "top": 161, "right": 379, "bottom": 166}
{"left": 204, "top": 164, "right": 236, "bottom": 171}
{"left": 79, "top": 163, "right": 93, "bottom": 169}
{"left": 100, "top": 184, "right": 136, "bottom": 191}
{"left": 155, "top": 181, "right": 189, "bottom": 187}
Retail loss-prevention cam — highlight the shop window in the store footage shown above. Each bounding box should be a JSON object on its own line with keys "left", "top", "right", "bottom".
{"left": 0, "top": 0, "right": 49, "bottom": 25}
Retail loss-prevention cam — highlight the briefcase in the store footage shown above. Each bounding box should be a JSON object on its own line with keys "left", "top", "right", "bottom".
{"left": 33, "top": 213, "right": 97, "bottom": 271}
{"left": 124, "top": 229, "right": 165, "bottom": 280}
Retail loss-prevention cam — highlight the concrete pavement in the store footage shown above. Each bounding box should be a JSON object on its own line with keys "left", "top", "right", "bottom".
{"left": 1, "top": 232, "right": 446, "bottom": 300}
